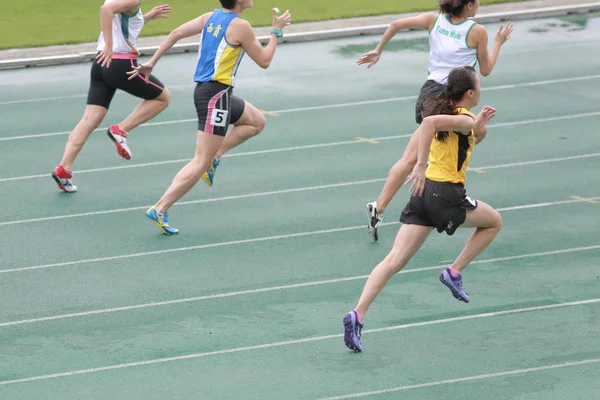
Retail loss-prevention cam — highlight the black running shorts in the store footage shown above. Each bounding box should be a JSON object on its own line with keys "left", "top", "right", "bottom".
{"left": 400, "top": 179, "right": 478, "bottom": 235}
{"left": 415, "top": 79, "right": 447, "bottom": 124}
{"left": 87, "top": 55, "right": 165, "bottom": 109}
{"left": 193, "top": 81, "right": 246, "bottom": 137}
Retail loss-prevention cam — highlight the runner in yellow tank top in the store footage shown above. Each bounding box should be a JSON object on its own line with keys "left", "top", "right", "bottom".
{"left": 360, "top": 0, "right": 514, "bottom": 242}
{"left": 425, "top": 106, "right": 475, "bottom": 185}
{"left": 343, "top": 66, "right": 502, "bottom": 352}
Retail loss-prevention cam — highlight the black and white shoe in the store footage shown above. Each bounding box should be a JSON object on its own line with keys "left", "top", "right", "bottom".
{"left": 366, "top": 201, "right": 382, "bottom": 241}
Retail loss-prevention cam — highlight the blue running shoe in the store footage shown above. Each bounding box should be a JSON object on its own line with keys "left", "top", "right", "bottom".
{"left": 201, "top": 158, "right": 220, "bottom": 187}
{"left": 439, "top": 267, "right": 470, "bottom": 303}
{"left": 145, "top": 207, "right": 179, "bottom": 235}
{"left": 343, "top": 310, "right": 363, "bottom": 352}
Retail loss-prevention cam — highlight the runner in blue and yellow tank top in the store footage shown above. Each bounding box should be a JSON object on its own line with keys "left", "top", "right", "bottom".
{"left": 129, "top": 0, "right": 292, "bottom": 235}
{"left": 343, "top": 66, "right": 502, "bottom": 352}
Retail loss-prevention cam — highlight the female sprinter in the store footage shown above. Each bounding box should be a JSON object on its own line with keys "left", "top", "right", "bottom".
{"left": 343, "top": 66, "right": 500, "bottom": 352}
{"left": 52, "top": 0, "right": 172, "bottom": 193}
{"left": 129, "top": 1, "right": 292, "bottom": 235}
{"left": 359, "top": 0, "right": 513, "bottom": 240}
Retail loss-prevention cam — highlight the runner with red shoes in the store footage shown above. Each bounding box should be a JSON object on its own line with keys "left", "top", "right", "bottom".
{"left": 52, "top": 0, "right": 172, "bottom": 192}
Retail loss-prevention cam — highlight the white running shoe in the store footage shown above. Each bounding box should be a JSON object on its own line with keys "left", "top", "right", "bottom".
{"left": 107, "top": 125, "right": 133, "bottom": 160}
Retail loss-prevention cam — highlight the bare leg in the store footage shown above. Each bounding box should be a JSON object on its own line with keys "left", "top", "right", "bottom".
{"left": 355, "top": 224, "right": 433, "bottom": 319}
{"left": 215, "top": 101, "right": 266, "bottom": 159}
{"left": 117, "top": 89, "right": 171, "bottom": 132}
{"left": 450, "top": 201, "right": 503, "bottom": 272}
{"left": 59, "top": 105, "right": 108, "bottom": 171}
{"left": 154, "top": 130, "right": 224, "bottom": 213}
{"left": 376, "top": 130, "right": 419, "bottom": 214}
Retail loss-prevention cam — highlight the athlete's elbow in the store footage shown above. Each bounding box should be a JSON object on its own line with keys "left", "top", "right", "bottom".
{"left": 99, "top": 4, "right": 114, "bottom": 16}
{"left": 390, "top": 20, "right": 403, "bottom": 32}
{"left": 258, "top": 56, "right": 273, "bottom": 69}
{"left": 421, "top": 116, "right": 439, "bottom": 130}
{"left": 169, "top": 28, "right": 185, "bottom": 42}
{"left": 479, "top": 66, "right": 492, "bottom": 77}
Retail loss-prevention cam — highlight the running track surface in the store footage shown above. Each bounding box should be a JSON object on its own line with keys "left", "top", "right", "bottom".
{"left": 0, "top": 12, "right": 599, "bottom": 400}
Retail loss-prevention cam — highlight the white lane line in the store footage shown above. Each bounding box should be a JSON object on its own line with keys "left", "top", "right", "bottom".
{"left": 1, "top": 195, "right": 598, "bottom": 275}
{"left": 2, "top": 244, "right": 599, "bottom": 328}
{"left": 0, "top": 178, "right": 387, "bottom": 226}
{"left": 3, "top": 150, "right": 600, "bottom": 226}
{"left": 476, "top": 152, "right": 600, "bottom": 170}
{"left": 4, "top": 108, "right": 600, "bottom": 183}
{"left": 0, "top": 134, "right": 413, "bottom": 182}
{"left": 317, "top": 357, "right": 600, "bottom": 399}
{"left": 1, "top": 298, "right": 598, "bottom": 386}
{"left": 2, "top": 73, "right": 597, "bottom": 108}
{"left": 0, "top": 94, "right": 87, "bottom": 105}
{"left": 2, "top": 74, "right": 599, "bottom": 141}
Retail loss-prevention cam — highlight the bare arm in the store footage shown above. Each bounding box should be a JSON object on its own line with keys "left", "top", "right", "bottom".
{"left": 143, "top": 4, "right": 172, "bottom": 24}
{"left": 236, "top": 9, "right": 291, "bottom": 69}
{"left": 358, "top": 13, "right": 436, "bottom": 68}
{"left": 100, "top": 0, "right": 140, "bottom": 50}
{"left": 473, "top": 23, "right": 513, "bottom": 77}
{"left": 236, "top": 21, "right": 278, "bottom": 69}
{"left": 407, "top": 108, "right": 494, "bottom": 196}
{"left": 377, "top": 13, "right": 436, "bottom": 52}
{"left": 128, "top": 14, "right": 209, "bottom": 80}
{"left": 97, "top": 0, "right": 140, "bottom": 67}
{"left": 416, "top": 114, "right": 475, "bottom": 167}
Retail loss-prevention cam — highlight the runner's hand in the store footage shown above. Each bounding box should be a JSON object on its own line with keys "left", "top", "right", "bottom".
{"left": 96, "top": 45, "right": 113, "bottom": 68}
{"left": 475, "top": 105, "right": 497, "bottom": 127}
{"left": 127, "top": 62, "right": 154, "bottom": 81}
{"left": 495, "top": 22, "right": 513, "bottom": 45}
{"left": 406, "top": 164, "right": 427, "bottom": 197}
{"left": 357, "top": 50, "right": 381, "bottom": 68}
{"left": 272, "top": 8, "right": 291, "bottom": 29}
{"left": 146, "top": 4, "right": 172, "bottom": 21}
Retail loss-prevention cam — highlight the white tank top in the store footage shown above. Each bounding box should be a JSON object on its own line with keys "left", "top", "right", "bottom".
{"left": 427, "top": 14, "right": 477, "bottom": 84}
{"left": 97, "top": 0, "right": 144, "bottom": 55}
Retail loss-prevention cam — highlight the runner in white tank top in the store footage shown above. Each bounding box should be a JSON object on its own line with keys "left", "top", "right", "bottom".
{"left": 427, "top": 14, "right": 478, "bottom": 84}
{"left": 97, "top": 0, "right": 145, "bottom": 56}
{"left": 356, "top": 0, "right": 513, "bottom": 242}
{"left": 51, "top": 0, "right": 172, "bottom": 194}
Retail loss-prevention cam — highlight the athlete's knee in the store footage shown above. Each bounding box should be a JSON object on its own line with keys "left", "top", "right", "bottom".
{"left": 491, "top": 209, "right": 503, "bottom": 230}
{"left": 249, "top": 109, "right": 266, "bottom": 133}
{"left": 383, "top": 248, "right": 411, "bottom": 273}
{"left": 400, "top": 147, "right": 418, "bottom": 166}
{"left": 389, "top": 156, "right": 415, "bottom": 179}
{"left": 79, "top": 106, "right": 106, "bottom": 130}
{"left": 481, "top": 206, "right": 503, "bottom": 231}
{"left": 157, "top": 88, "right": 171, "bottom": 105}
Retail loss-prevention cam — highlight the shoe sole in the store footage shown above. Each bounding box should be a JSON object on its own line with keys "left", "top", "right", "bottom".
{"left": 343, "top": 313, "right": 362, "bottom": 352}
{"left": 107, "top": 130, "right": 131, "bottom": 160}
{"left": 439, "top": 273, "right": 469, "bottom": 303}
{"left": 51, "top": 172, "right": 76, "bottom": 193}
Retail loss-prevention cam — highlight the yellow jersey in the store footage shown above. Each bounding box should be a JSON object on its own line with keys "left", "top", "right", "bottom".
{"left": 425, "top": 107, "right": 475, "bottom": 186}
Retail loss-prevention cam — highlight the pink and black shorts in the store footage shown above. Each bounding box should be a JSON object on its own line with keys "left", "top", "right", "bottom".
{"left": 87, "top": 53, "right": 165, "bottom": 109}
{"left": 193, "top": 81, "right": 245, "bottom": 136}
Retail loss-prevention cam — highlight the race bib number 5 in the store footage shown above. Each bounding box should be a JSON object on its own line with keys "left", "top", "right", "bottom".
{"left": 210, "top": 109, "right": 229, "bottom": 127}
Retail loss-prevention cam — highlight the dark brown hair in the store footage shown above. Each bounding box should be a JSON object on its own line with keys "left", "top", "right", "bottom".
{"left": 439, "top": 0, "right": 476, "bottom": 17}
{"left": 220, "top": 0, "right": 236, "bottom": 9}
{"left": 423, "top": 66, "right": 477, "bottom": 141}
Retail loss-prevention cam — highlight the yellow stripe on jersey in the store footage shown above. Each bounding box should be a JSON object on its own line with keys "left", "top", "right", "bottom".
{"left": 425, "top": 107, "right": 475, "bottom": 186}
{"left": 213, "top": 41, "right": 244, "bottom": 86}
